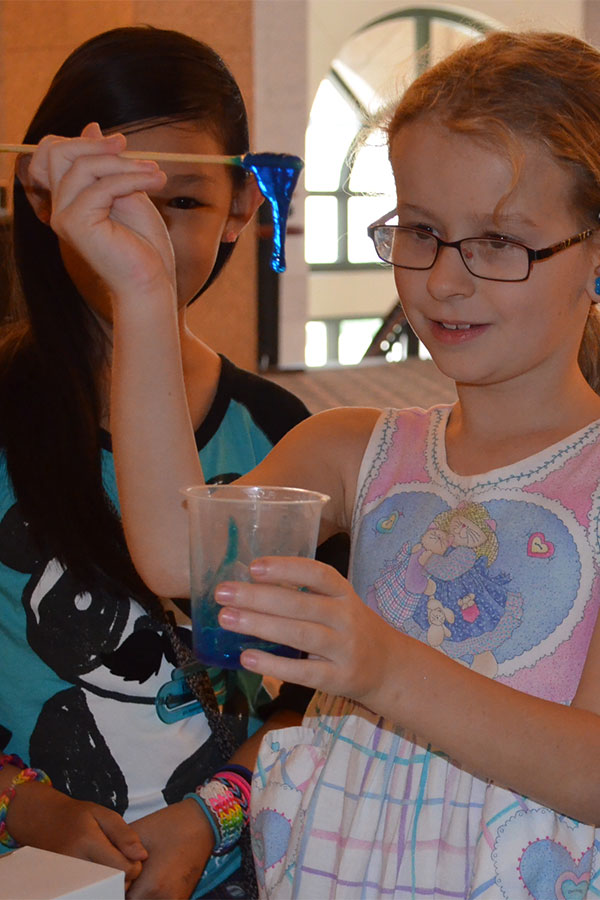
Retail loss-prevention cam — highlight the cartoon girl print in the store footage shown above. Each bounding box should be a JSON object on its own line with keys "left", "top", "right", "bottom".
{"left": 370, "top": 523, "right": 451, "bottom": 632}
{"left": 413, "top": 502, "right": 524, "bottom": 676}
{"left": 372, "top": 502, "right": 523, "bottom": 678}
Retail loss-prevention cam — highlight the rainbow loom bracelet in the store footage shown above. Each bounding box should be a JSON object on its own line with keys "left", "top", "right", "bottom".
{"left": 0, "top": 753, "right": 26, "bottom": 771}
{"left": 185, "top": 766, "right": 251, "bottom": 856}
{"left": 0, "top": 766, "right": 52, "bottom": 849}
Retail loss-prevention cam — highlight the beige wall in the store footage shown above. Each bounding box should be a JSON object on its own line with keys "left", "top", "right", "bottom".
{"left": 0, "top": 0, "right": 258, "bottom": 370}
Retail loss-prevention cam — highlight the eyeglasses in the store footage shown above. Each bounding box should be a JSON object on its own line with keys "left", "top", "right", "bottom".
{"left": 367, "top": 209, "right": 595, "bottom": 282}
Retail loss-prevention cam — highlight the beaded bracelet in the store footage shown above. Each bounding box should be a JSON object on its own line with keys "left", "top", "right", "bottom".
{"left": 0, "top": 766, "right": 52, "bottom": 849}
{"left": 184, "top": 765, "right": 252, "bottom": 856}
{"left": 0, "top": 753, "right": 26, "bottom": 771}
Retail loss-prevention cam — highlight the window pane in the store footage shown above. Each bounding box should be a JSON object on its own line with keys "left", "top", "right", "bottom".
{"left": 333, "top": 18, "right": 416, "bottom": 114}
{"left": 338, "top": 318, "right": 382, "bottom": 365}
{"left": 347, "top": 196, "right": 392, "bottom": 263}
{"left": 348, "top": 130, "right": 395, "bottom": 194}
{"left": 305, "top": 321, "right": 328, "bottom": 367}
{"left": 430, "top": 18, "right": 484, "bottom": 66}
{"left": 305, "top": 79, "right": 360, "bottom": 192}
{"left": 305, "top": 196, "right": 339, "bottom": 263}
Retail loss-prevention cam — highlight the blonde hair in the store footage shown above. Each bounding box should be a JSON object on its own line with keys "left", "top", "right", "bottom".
{"left": 386, "top": 31, "right": 600, "bottom": 392}
{"left": 432, "top": 503, "right": 498, "bottom": 565}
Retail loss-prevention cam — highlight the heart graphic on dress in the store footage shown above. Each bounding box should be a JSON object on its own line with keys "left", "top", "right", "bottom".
{"left": 555, "top": 872, "right": 590, "bottom": 900}
{"left": 518, "top": 838, "right": 592, "bottom": 900}
{"left": 252, "top": 808, "right": 292, "bottom": 872}
{"left": 527, "top": 532, "right": 555, "bottom": 558}
{"left": 376, "top": 511, "right": 399, "bottom": 533}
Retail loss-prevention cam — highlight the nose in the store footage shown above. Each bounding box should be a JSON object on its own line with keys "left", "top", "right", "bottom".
{"left": 426, "top": 242, "right": 475, "bottom": 301}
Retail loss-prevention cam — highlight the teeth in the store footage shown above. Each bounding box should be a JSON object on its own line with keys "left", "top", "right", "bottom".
{"left": 442, "top": 322, "right": 471, "bottom": 330}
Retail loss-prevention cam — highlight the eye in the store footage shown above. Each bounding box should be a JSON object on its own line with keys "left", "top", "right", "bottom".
{"left": 167, "top": 197, "right": 205, "bottom": 210}
{"left": 483, "top": 234, "right": 520, "bottom": 250}
{"left": 406, "top": 223, "right": 435, "bottom": 236}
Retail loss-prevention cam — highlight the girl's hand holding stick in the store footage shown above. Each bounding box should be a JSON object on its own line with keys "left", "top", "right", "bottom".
{"left": 23, "top": 123, "right": 175, "bottom": 303}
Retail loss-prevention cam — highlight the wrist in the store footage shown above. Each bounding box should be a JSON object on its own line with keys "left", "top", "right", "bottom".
{"left": 185, "top": 766, "right": 252, "bottom": 857}
{"left": 361, "top": 619, "right": 409, "bottom": 717}
{"left": 1, "top": 766, "right": 52, "bottom": 849}
{"left": 181, "top": 794, "right": 216, "bottom": 852}
{"left": 4, "top": 780, "right": 55, "bottom": 847}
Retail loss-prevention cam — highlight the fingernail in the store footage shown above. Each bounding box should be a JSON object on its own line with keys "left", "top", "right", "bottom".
{"left": 218, "top": 609, "right": 239, "bottom": 627}
{"left": 240, "top": 651, "right": 259, "bottom": 669}
{"left": 215, "top": 584, "right": 237, "bottom": 603}
{"left": 250, "top": 559, "right": 267, "bottom": 576}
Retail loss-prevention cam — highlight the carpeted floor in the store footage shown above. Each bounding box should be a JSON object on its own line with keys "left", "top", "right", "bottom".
{"left": 265, "top": 358, "right": 456, "bottom": 413}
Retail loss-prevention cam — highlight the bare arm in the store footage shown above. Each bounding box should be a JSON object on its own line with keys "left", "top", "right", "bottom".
{"left": 0, "top": 765, "right": 147, "bottom": 889}
{"left": 215, "top": 556, "right": 600, "bottom": 825}
{"left": 125, "top": 707, "right": 302, "bottom": 899}
{"left": 29, "top": 125, "right": 377, "bottom": 599}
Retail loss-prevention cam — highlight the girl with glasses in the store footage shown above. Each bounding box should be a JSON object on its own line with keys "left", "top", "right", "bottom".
{"left": 35, "top": 29, "right": 600, "bottom": 899}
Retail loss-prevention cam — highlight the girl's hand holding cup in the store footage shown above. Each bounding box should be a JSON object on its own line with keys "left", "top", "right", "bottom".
{"left": 216, "top": 555, "right": 395, "bottom": 707}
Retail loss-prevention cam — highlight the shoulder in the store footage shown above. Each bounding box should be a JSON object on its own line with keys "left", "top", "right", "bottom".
{"left": 218, "top": 357, "right": 310, "bottom": 441}
{"left": 281, "top": 405, "right": 381, "bottom": 447}
{"left": 256, "top": 406, "right": 383, "bottom": 530}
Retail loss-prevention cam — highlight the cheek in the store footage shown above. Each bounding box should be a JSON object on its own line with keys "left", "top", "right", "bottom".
{"left": 393, "top": 268, "right": 431, "bottom": 312}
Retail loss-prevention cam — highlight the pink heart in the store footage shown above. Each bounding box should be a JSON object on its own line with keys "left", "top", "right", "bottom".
{"left": 555, "top": 871, "right": 589, "bottom": 899}
{"left": 527, "top": 532, "right": 555, "bottom": 558}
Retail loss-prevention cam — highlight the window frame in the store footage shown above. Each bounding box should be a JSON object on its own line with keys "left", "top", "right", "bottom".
{"left": 306, "top": 6, "right": 490, "bottom": 273}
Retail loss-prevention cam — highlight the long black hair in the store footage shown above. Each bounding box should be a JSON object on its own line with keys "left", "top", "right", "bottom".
{"left": 1, "top": 26, "right": 250, "bottom": 598}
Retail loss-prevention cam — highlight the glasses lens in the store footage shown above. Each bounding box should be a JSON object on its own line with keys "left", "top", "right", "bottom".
{"left": 461, "top": 239, "right": 529, "bottom": 281}
{"left": 375, "top": 226, "right": 437, "bottom": 268}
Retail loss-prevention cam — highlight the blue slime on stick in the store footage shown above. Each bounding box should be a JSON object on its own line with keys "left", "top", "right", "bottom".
{"left": 241, "top": 152, "right": 304, "bottom": 273}
{"left": 0, "top": 143, "right": 304, "bottom": 275}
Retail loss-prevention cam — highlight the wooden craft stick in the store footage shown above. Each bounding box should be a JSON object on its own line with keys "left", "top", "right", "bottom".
{"left": 0, "top": 143, "right": 242, "bottom": 165}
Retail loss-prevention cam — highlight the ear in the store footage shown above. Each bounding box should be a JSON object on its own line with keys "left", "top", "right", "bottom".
{"left": 592, "top": 273, "right": 600, "bottom": 305}
{"left": 222, "top": 174, "right": 264, "bottom": 243}
{"left": 16, "top": 153, "right": 52, "bottom": 224}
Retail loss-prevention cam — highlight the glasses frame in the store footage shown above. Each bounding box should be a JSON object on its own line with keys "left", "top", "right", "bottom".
{"left": 367, "top": 209, "right": 595, "bottom": 283}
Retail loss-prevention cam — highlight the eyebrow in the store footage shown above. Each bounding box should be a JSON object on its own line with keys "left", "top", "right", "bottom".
{"left": 397, "top": 202, "right": 539, "bottom": 230}
{"left": 166, "top": 172, "right": 217, "bottom": 186}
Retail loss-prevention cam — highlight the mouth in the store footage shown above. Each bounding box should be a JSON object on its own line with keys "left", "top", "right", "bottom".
{"left": 429, "top": 319, "right": 488, "bottom": 344}
{"left": 439, "top": 321, "right": 474, "bottom": 330}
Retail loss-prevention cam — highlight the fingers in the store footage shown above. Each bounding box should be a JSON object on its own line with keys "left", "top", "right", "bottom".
{"left": 239, "top": 646, "right": 330, "bottom": 687}
{"left": 93, "top": 806, "right": 148, "bottom": 861}
{"left": 249, "top": 555, "right": 348, "bottom": 594}
{"left": 29, "top": 127, "right": 126, "bottom": 192}
{"left": 215, "top": 563, "right": 352, "bottom": 674}
{"left": 50, "top": 165, "right": 165, "bottom": 243}
{"left": 74, "top": 807, "right": 146, "bottom": 887}
{"left": 27, "top": 124, "right": 165, "bottom": 234}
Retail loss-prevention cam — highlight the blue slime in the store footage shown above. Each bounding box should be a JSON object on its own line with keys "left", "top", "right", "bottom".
{"left": 241, "top": 152, "right": 304, "bottom": 273}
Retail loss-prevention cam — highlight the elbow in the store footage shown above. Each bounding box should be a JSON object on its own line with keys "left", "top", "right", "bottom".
{"left": 136, "top": 562, "right": 191, "bottom": 602}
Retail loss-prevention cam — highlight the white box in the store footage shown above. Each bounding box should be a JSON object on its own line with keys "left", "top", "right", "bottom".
{"left": 0, "top": 846, "right": 124, "bottom": 899}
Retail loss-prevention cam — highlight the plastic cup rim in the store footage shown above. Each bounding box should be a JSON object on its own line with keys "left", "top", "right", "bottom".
{"left": 181, "top": 483, "right": 330, "bottom": 505}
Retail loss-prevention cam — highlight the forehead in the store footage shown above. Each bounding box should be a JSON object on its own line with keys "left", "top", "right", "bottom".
{"left": 389, "top": 119, "right": 575, "bottom": 226}
{"left": 123, "top": 120, "right": 232, "bottom": 185}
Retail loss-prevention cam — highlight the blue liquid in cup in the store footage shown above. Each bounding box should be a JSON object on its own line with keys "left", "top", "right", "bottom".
{"left": 189, "top": 498, "right": 322, "bottom": 670}
{"left": 192, "top": 596, "right": 301, "bottom": 670}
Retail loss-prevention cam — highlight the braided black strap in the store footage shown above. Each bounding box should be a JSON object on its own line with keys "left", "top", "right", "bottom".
{"left": 162, "top": 615, "right": 258, "bottom": 898}
{"left": 162, "top": 617, "right": 239, "bottom": 761}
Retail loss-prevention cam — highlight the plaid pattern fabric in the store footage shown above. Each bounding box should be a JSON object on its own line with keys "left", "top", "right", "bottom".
{"left": 252, "top": 695, "right": 599, "bottom": 897}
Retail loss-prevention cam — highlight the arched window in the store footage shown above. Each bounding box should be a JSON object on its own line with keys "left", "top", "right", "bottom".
{"left": 304, "top": 7, "right": 491, "bottom": 366}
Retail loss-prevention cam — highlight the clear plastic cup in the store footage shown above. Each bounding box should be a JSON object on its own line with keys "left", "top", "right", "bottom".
{"left": 184, "top": 484, "right": 330, "bottom": 670}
